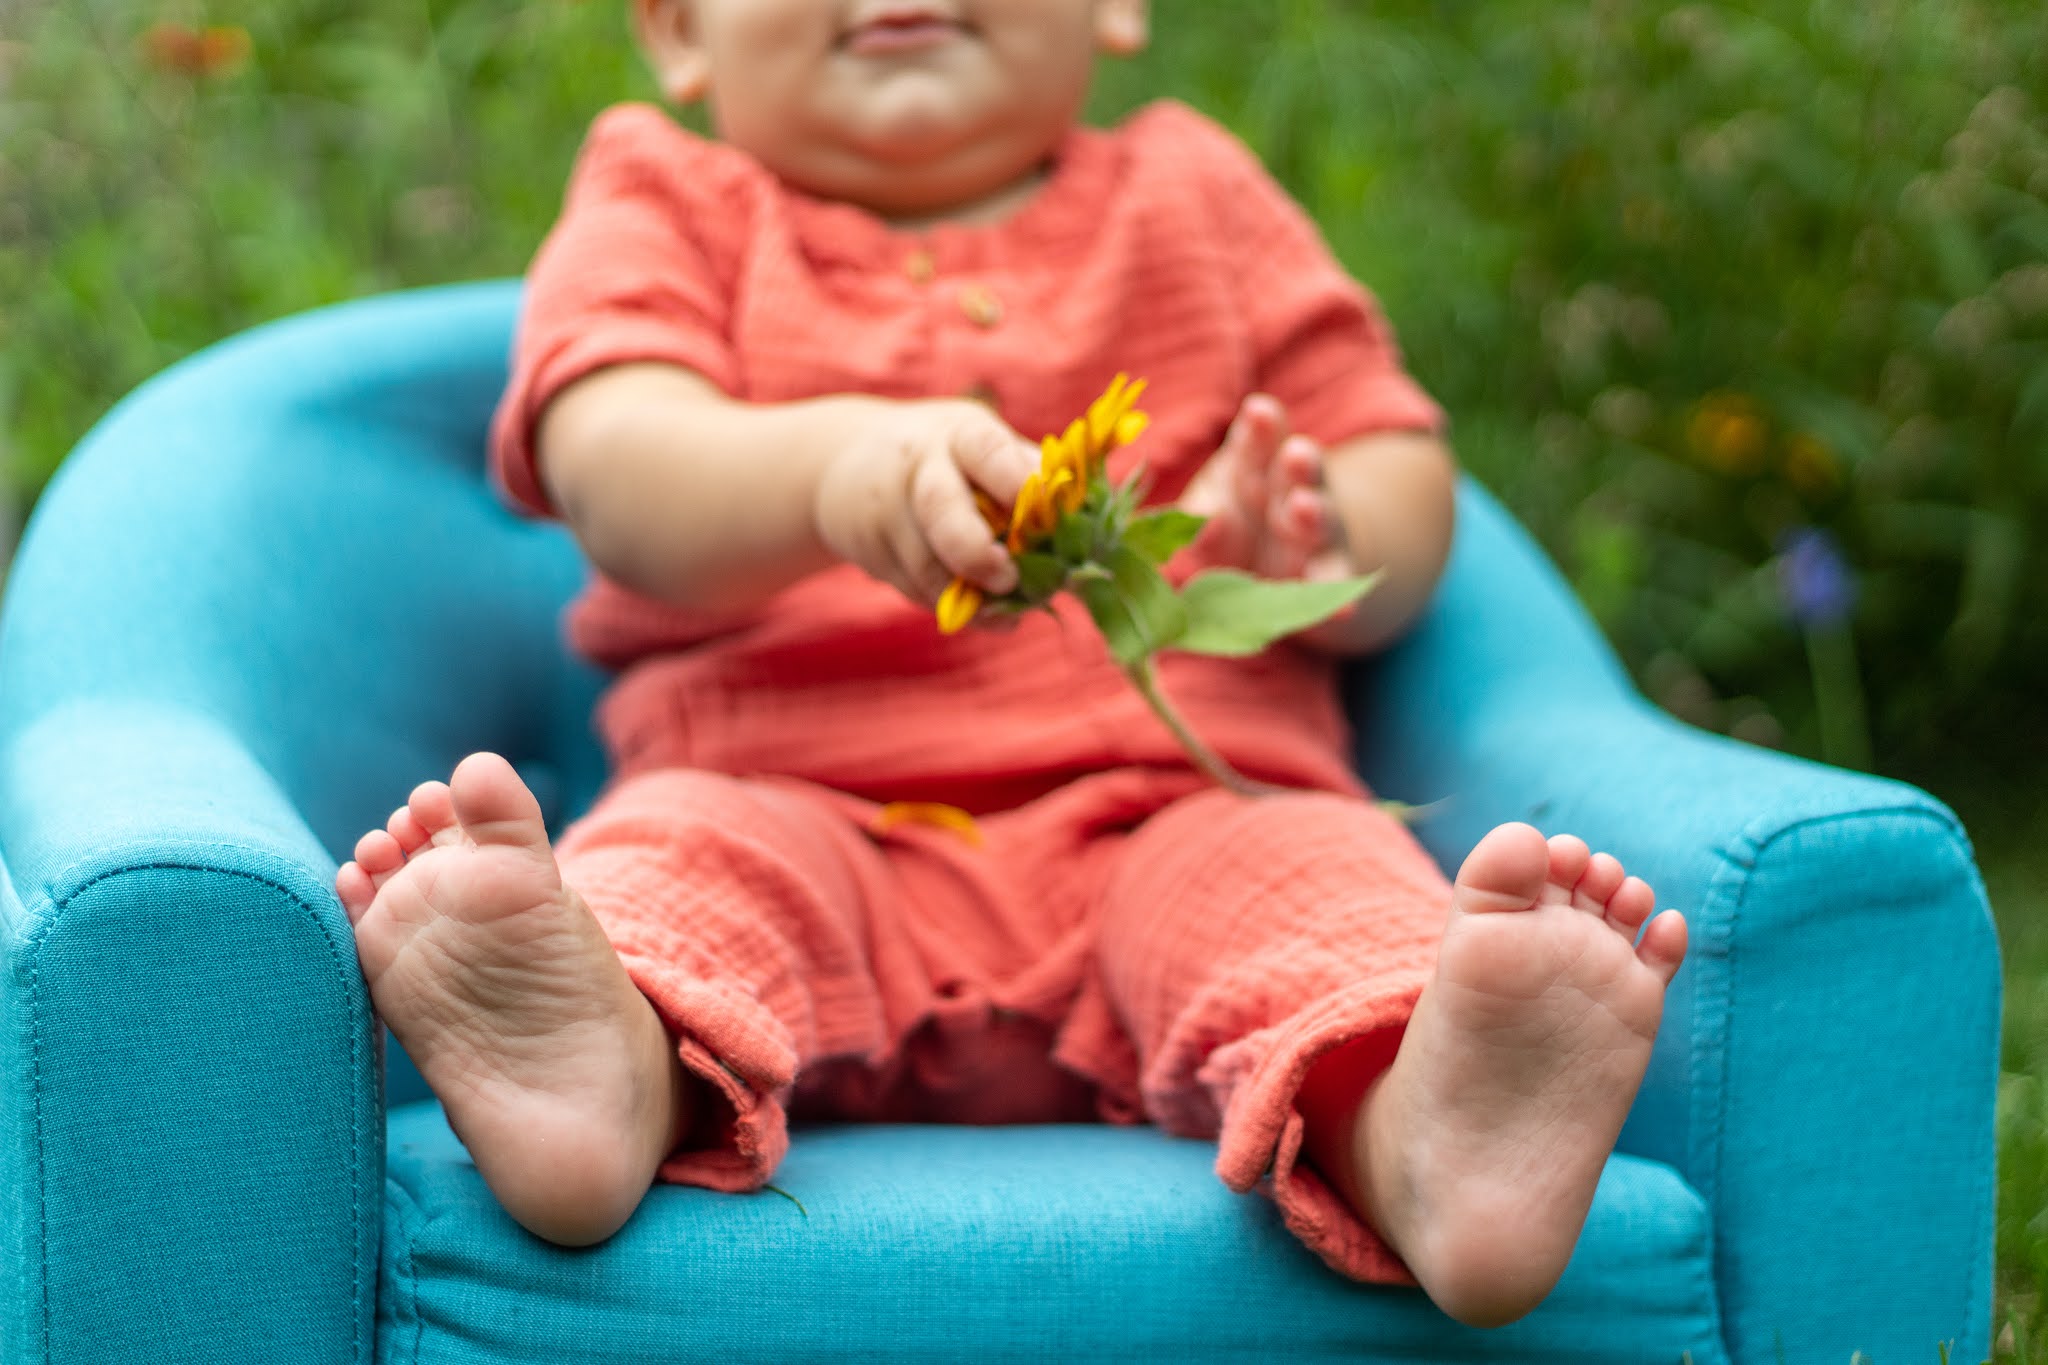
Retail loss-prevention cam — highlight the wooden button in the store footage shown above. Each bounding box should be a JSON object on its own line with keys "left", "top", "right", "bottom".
{"left": 958, "top": 284, "right": 1004, "bottom": 328}
{"left": 905, "top": 248, "right": 936, "bottom": 283}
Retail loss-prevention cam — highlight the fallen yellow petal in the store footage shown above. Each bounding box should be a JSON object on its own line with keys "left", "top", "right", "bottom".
{"left": 872, "top": 802, "right": 984, "bottom": 845}
{"left": 936, "top": 578, "right": 982, "bottom": 634}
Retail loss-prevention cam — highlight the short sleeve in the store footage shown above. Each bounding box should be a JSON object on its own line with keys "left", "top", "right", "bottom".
{"left": 489, "top": 105, "right": 747, "bottom": 517}
{"left": 1153, "top": 105, "right": 1444, "bottom": 445}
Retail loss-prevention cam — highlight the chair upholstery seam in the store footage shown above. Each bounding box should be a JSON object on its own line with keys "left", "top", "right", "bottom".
{"left": 28, "top": 857, "right": 368, "bottom": 1365}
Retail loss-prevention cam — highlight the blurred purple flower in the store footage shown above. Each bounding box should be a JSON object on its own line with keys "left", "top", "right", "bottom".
{"left": 1775, "top": 527, "right": 1858, "bottom": 628}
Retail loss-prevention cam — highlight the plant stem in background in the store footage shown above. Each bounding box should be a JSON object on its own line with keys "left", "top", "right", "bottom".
{"left": 1805, "top": 621, "right": 1872, "bottom": 773}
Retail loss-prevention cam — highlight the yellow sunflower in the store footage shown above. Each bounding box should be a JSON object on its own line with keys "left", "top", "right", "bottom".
{"left": 937, "top": 374, "right": 1152, "bottom": 635}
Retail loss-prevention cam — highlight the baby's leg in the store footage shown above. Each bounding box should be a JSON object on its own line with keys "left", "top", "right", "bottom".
{"left": 336, "top": 757, "right": 894, "bottom": 1246}
{"left": 1092, "top": 791, "right": 1684, "bottom": 1327}
{"left": 1298, "top": 821, "right": 1685, "bottom": 1326}
{"left": 335, "top": 753, "right": 692, "bottom": 1246}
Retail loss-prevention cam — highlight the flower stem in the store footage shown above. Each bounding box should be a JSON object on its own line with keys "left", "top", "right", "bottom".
{"left": 1123, "top": 657, "right": 1269, "bottom": 797}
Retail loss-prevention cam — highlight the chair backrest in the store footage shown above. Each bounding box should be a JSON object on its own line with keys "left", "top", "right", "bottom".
{"left": 0, "top": 282, "right": 608, "bottom": 857}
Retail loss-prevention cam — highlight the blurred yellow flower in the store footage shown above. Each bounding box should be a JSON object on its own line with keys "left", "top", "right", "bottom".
{"left": 1686, "top": 392, "right": 1768, "bottom": 477}
{"left": 937, "top": 374, "right": 1152, "bottom": 634}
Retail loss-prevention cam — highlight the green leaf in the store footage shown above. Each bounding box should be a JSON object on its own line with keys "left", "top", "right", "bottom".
{"left": 1076, "top": 576, "right": 1146, "bottom": 666}
{"left": 1010, "top": 551, "right": 1068, "bottom": 602}
{"left": 1075, "top": 548, "right": 1189, "bottom": 666}
{"left": 1053, "top": 510, "right": 1094, "bottom": 564}
{"left": 1106, "top": 464, "right": 1149, "bottom": 536}
{"left": 1174, "top": 569, "right": 1382, "bottom": 657}
{"left": 1122, "top": 509, "right": 1206, "bottom": 565}
{"left": 1107, "top": 545, "right": 1187, "bottom": 654}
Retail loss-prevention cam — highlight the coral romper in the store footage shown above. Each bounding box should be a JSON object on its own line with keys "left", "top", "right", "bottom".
{"left": 492, "top": 99, "right": 1450, "bottom": 1282}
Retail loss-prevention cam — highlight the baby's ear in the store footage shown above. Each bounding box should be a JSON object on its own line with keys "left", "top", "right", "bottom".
{"left": 634, "top": 0, "right": 711, "bottom": 103}
{"left": 1094, "top": 0, "right": 1148, "bottom": 57}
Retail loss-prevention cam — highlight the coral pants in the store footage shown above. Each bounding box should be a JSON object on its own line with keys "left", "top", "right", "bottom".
{"left": 555, "top": 764, "right": 1450, "bottom": 1282}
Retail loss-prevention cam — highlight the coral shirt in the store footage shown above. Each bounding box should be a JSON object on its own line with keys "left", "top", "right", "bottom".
{"left": 492, "top": 100, "right": 1443, "bottom": 805}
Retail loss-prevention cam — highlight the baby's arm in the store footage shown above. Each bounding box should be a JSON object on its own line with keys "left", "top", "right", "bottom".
{"left": 536, "top": 362, "right": 1037, "bottom": 613}
{"left": 1316, "top": 427, "right": 1457, "bottom": 655}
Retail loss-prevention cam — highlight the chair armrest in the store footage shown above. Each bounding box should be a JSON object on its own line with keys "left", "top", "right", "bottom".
{"left": 1347, "top": 483, "right": 1999, "bottom": 1362}
{"left": 0, "top": 698, "right": 380, "bottom": 1365}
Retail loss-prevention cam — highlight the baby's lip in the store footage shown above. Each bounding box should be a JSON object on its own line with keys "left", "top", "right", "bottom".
{"left": 841, "top": 3, "right": 968, "bottom": 54}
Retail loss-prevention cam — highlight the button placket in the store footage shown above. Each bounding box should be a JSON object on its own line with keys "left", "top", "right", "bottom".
{"left": 958, "top": 284, "right": 1004, "bottom": 329}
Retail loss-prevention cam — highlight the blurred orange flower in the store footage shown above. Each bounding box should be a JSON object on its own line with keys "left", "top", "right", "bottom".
{"left": 1686, "top": 392, "right": 1768, "bottom": 477}
{"left": 142, "top": 22, "right": 251, "bottom": 78}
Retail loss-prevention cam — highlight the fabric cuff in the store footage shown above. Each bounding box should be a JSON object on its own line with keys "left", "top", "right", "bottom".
{"left": 616, "top": 951, "right": 796, "bottom": 1193}
{"left": 1205, "top": 974, "right": 1428, "bottom": 1285}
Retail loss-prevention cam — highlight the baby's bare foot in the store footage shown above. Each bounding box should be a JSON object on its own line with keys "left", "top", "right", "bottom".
{"left": 336, "top": 753, "right": 689, "bottom": 1246}
{"left": 1352, "top": 822, "right": 1686, "bottom": 1326}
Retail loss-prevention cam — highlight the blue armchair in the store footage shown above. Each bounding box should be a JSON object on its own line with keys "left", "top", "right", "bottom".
{"left": 0, "top": 284, "right": 1998, "bottom": 1364}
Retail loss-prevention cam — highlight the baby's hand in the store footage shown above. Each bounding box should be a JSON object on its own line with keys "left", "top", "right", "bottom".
{"left": 1182, "top": 395, "right": 1353, "bottom": 583}
{"left": 813, "top": 399, "right": 1040, "bottom": 611}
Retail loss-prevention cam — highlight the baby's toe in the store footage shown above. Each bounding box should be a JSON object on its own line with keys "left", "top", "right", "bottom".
{"left": 1636, "top": 908, "right": 1688, "bottom": 983}
{"left": 1606, "top": 875, "right": 1657, "bottom": 934}
{"left": 1574, "top": 852, "right": 1628, "bottom": 911}
{"left": 1451, "top": 822, "right": 1552, "bottom": 915}
{"left": 407, "top": 780, "right": 460, "bottom": 843}
{"left": 336, "top": 862, "right": 375, "bottom": 924}
{"left": 354, "top": 828, "right": 405, "bottom": 882}
{"left": 388, "top": 806, "right": 431, "bottom": 855}
{"left": 1542, "top": 834, "right": 1592, "bottom": 906}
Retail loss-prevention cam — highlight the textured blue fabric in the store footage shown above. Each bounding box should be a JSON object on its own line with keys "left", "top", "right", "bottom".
{"left": 0, "top": 283, "right": 1998, "bottom": 1362}
{"left": 1349, "top": 489, "right": 2002, "bottom": 1361}
{"left": 0, "top": 284, "right": 597, "bottom": 1364}
{"left": 381, "top": 1105, "right": 1724, "bottom": 1364}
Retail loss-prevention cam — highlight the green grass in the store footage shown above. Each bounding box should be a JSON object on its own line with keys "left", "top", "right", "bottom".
{"left": 1981, "top": 796, "right": 2048, "bottom": 1360}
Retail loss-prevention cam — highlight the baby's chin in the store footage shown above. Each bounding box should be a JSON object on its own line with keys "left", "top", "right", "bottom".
{"left": 755, "top": 101, "right": 1066, "bottom": 220}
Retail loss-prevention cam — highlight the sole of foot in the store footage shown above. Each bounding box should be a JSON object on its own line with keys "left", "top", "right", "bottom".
{"left": 336, "top": 752, "right": 687, "bottom": 1246}
{"left": 1360, "top": 821, "right": 1686, "bottom": 1327}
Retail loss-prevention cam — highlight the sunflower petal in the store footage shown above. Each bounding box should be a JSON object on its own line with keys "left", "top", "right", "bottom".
{"left": 1052, "top": 464, "right": 1086, "bottom": 515}
{"left": 936, "top": 578, "right": 982, "bottom": 634}
{"left": 1050, "top": 417, "right": 1087, "bottom": 479}
{"left": 1039, "top": 466, "right": 1082, "bottom": 517}
{"left": 1039, "top": 432, "right": 1072, "bottom": 483}
{"left": 1114, "top": 411, "right": 1150, "bottom": 447}
{"left": 1007, "top": 473, "right": 1050, "bottom": 550}
{"left": 1087, "top": 374, "right": 1128, "bottom": 449}
{"left": 871, "top": 801, "right": 984, "bottom": 846}
{"left": 972, "top": 490, "right": 1009, "bottom": 536}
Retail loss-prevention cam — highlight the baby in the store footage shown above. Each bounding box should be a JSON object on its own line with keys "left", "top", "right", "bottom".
{"left": 334, "top": 0, "right": 1688, "bottom": 1329}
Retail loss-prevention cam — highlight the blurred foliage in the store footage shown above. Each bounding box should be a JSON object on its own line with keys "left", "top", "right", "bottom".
{"left": 3, "top": 0, "right": 2046, "bottom": 776}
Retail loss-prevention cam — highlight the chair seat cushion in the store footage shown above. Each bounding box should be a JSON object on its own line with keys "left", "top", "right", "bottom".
{"left": 379, "top": 1103, "right": 1725, "bottom": 1363}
